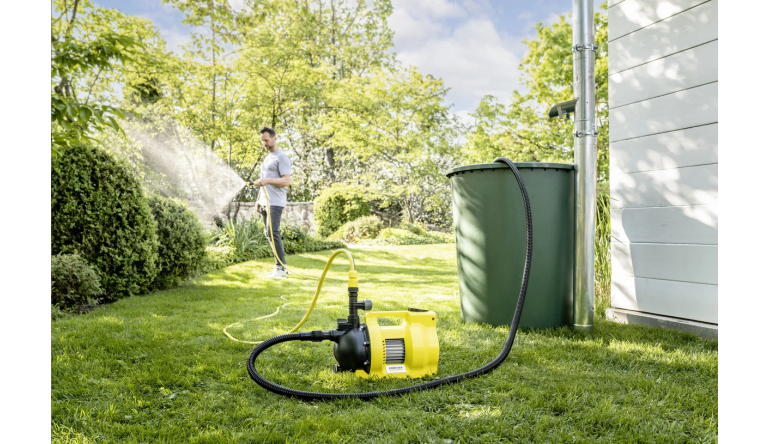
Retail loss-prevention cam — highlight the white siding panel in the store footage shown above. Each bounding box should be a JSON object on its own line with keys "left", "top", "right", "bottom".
{"left": 611, "top": 164, "right": 718, "bottom": 208}
{"left": 611, "top": 242, "right": 717, "bottom": 284}
{"left": 611, "top": 205, "right": 718, "bottom": 244}
{"left": 610, "top": 82, "right": 717, "bottom": 142}
{"left": 612, "top": 276, "right": 718, "bottom": 323}
{"left": 610, "top": 124, "right": 717, "bottom": 174}
{"left": 609, "top": 0, "right": 718, "bottom": 74}
{"left": 609, "top": 0, "right": 710, "bottom": 41}
{"left": 609, "top": 41, "right": 718, "bottom": 108}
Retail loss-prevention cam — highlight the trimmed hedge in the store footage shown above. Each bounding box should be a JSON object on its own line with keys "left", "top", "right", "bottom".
{"left": 51, "top": 253, "right": 103, "bottom": 310}
{"left": 281, "top": 221, "right": 346, "bottom": 254}
{"left": 399, "top": 221, "right": 428, "bottom": 236}
{"left": 313, "top": 184, "right": 371, "bottom": 237}
{"left": 374, "top": 228, "right": 454, "bottom": 246}
{"left": 197, "top": 245, "right": 240, "bottom": 275}
{"left": 52, "top": 144, "right": 159, "bottom": 301}
{"left": 148, "top": 195, "right": 208, "bottom": 289}
{"left": 328, "top": 216, "right": 384, "bottom": 243}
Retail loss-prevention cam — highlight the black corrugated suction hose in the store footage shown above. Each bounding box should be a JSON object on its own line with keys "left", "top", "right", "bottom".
{"left": 246, "top": 157, "right": 534, "bottom": 400}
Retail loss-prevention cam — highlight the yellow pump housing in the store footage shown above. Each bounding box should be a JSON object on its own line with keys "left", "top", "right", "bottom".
{"left": 356, "top": 309, "right": 440, "bottom": 379}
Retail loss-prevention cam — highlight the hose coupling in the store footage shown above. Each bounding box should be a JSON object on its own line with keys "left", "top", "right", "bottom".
{"left": 298, "top": 330, "right": 341, "bottom": 342}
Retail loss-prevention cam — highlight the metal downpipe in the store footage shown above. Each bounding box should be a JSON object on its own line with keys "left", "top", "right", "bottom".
{"left": 572, "top": 0, "right": 597, "bottom": 332}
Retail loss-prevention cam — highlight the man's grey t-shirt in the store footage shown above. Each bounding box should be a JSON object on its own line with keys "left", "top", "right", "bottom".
{"left": 258, "top": 148, "right": 292, "bottom": 208}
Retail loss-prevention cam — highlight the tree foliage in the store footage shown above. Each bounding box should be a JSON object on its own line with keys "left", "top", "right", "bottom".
{"left": 464, "top": 2, "right": 609, "bottom": 183}
{"left": 52, "top": 0, "right": 608, "bottom": 231}
{"left": 51, "top": 0, "right": 150, "bottom": 153}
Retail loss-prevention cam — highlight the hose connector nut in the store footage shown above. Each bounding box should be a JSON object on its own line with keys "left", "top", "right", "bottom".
{"left": 348, "top": 270, "right": 358, "bottom": 287}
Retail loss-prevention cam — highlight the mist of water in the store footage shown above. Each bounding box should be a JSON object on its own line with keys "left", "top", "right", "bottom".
{"left": 106, "top": 117, "right": 247, "bottom": 226}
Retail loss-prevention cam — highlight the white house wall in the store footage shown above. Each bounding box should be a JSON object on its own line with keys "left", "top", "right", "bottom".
{"left": 609, "top": 0, "right": 718, "bottom": 74}
{"left": 608, "top": 0, "right": 718, "bottom": 324}
{"left": 608, "top": 0, "right": 710, "bottom": 41}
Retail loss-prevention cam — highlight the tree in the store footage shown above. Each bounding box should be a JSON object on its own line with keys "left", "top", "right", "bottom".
{"left": 463, "top": 2, "right": 609, "bottom": 183}
{"left": 51, "top": 0, "right": 146, "bottom": 154}
{"left": 323, "top": 67, "right": 460, "bottom": 224}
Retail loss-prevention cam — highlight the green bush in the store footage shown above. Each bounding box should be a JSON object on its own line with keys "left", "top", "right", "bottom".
{"left": 52, "top": 144, "right": 159, "bottom": 301}
{"left": 212, "top": 217, "right": 270, "bottom": 261}
{"left": 329, "top": 216, "right": 384, "bottom": 242}
{"left": 282, "top": 220, "right": 346, "bottom": 254}
{"left": 148, "top": 195, "right": 208, "bottom": 289}
{"left": 426, "top": 230, "right": 455, "bottom": 244}
{"left": 373, "top": 228, "right": 454, "bottom": 246}
{"left": 399, "top": 221, "right": 428, "bottom": 236}
{"left": 51, "top": 253, "right": 103, "bottom": 310}
{"left": 206, "top": 216, "right": 345, "bottom": 271}
{"left": 314, "top": 184, "right": 372, "bottom": 237}
{"left": 197, "top": 245, "right": 239, "bottom": 275}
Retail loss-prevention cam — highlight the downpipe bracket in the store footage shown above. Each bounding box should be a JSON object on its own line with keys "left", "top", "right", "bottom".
{"left": 572, "top": 43, "right": 599, "bottom": 53}
{"left": 573, "top": 128, "right": 599, "bottom": 138}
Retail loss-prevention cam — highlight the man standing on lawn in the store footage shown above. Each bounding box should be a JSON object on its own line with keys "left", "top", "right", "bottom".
{"left": 254, "top": 126, "right": 292, "bottom": 279}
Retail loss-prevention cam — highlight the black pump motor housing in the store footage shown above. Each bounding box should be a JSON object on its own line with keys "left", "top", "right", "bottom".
{"left": 332, "top": 325, "right": 371, "bottom": 374}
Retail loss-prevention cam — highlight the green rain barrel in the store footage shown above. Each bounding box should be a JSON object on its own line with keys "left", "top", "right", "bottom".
{"left": 447, "top": 162, "right": 575, "bottom": 329}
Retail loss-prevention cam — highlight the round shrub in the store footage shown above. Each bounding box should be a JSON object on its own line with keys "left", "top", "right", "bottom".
{"left": 373, "top": 228, "right": 454, "bottom": 246}
{"left": 51, "top": 253, "right": 103, "bottom": 310}
{"left": 331, "top": 216, "right": 383, "bottom": 242}
{"left": 148, "top": 195, "right": 208, "bottom": 289}
{"left": 399, "top": 221, "right": 428, "bottom": 236}
{"left": 314, "top": 184, "right": 372, "bottom": 237}
{"left": 52, "top": 144, "right": 159, "bottom": 301}
{"left": 197, "top": 245, "right": 239, "bottom": 275}
{"left": 281, "top": 220, "right": 346, "bottom": 254}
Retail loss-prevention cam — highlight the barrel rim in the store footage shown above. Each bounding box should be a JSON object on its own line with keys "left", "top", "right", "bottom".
{"left": 446, "top": 162, "right": 575, "bottom": 178}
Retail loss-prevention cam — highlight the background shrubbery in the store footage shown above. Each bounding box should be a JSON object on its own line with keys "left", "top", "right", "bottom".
{"left": 51, "top": 253, "right": 103, "bottom": 311}
{"left": 210, "top": 216, "right": 345, "bottom": 263}
{"left": 147, "top": 195, "right": 208, "bottom": 289}
{"left": 52, "top": 143, "right": 159, "bottom": 301}
{"left": 374, "top": 227, "right": 455, "bottom": 246}
{"left": 328, "top": 216, "right": 455, "bottom": 246}
{"left": 313, "top": 184, "right": 372, "bottom": 237}
{"left": 328, "top": 215, "right": 383, "bottom": 243}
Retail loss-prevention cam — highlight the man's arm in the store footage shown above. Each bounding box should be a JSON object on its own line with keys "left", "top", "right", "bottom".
{"left": 255, "top": 174, "right": 291, "bottom": 187}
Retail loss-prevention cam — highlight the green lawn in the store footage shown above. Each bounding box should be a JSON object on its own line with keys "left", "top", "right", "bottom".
{"left": 52, "top": 244, "right": 717, "bottom": 443}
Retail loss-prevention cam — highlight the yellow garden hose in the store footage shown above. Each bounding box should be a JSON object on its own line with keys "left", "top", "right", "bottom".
{"left": 223, "top": 182, "right": 358, "bottom": 344}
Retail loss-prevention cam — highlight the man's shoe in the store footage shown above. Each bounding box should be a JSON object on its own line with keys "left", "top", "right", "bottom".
{"left": 266, "top": 267, "right": 288, "bottom": 279}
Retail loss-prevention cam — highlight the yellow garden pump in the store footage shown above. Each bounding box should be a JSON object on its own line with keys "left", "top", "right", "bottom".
{"left": 245, "top": 157, "right": 533, "bottom": 400}
{"left": 358, "top": 309, "right": 439, "bottom": 379}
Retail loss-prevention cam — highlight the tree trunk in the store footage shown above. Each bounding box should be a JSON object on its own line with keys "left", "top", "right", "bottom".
{"left": 325, "top": 147, "right": 335, "bottom": 180}
{"left": 226, "top": 138, "right": 233, "bottom": 219}
{"left": 211, "top": 26, "right": 217, "bottom": 152}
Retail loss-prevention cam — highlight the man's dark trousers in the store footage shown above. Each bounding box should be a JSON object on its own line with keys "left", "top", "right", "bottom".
{"left": 261, "top": 206, "right": 287, "bottom": 267}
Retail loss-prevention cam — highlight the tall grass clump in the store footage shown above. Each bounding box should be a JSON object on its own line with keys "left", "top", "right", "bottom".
{"left": 212, "top": 217, "right": 270, "bottom": 261}
{"left": 595, "top": 191, "right": 612, "bottom": 316}
{"left": 208, "top": 216, "right": 344, "bottom": 267}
